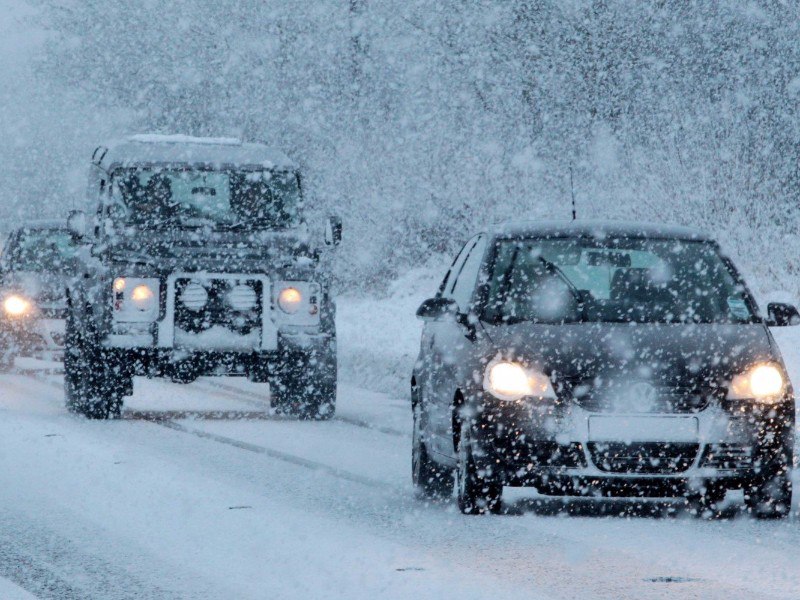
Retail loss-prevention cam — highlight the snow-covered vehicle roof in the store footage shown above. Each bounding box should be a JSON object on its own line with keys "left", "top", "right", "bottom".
{"left": 493, "top": 220, "right": 711, "bottom": 241}
{"left": 93, "top": 134, "right": 297, "bottom": 172}
{"left": 12, "top": 219, "right": 68, "bottom": 232}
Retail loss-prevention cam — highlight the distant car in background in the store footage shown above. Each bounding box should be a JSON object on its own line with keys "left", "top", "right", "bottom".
{"left": 412, "top": 221, "right": 798, "bottom": 518}
{"left": 0, "top": 221, "right": 76, "bottom": 369}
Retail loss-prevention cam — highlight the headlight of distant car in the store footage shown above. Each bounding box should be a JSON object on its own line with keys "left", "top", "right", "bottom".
{"left": 728, "top": 363, "right": 786, "bottom": 402}
{"left": 3, "top": 294, "right": 32, "bottom": 317}
{"left": 112, "top": 277, "right": 159, "bottom": 321}
{"left": 483, "top": 361, "right": 556, "bottom": 401}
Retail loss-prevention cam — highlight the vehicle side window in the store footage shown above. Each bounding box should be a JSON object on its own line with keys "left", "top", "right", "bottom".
{"left": 439, "top": 238, "right": 478, "bottom": 297}
{"left": 0, "top": 234, "right": 16, "bottom": 271}
{"left": 450, "top": 235, "right": 487, "bottom": 312}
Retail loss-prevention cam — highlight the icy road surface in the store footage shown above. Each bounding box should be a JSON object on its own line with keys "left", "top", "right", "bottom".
{"left": 0, "top": 324, "right": 798, "bottom": 598}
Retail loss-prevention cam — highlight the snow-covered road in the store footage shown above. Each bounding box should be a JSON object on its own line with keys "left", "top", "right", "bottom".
{"left": 0, "top": 366, "right": 800, "bottom": 599}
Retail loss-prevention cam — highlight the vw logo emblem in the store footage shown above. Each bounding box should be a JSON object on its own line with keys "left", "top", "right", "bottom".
{"left": 614, "top": 381, "right": 658, "bottom": 412}
{"left": 630, "top": 382, "right": 657, "bottom": 404}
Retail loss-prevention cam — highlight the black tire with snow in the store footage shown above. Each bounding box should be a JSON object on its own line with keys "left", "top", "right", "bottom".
{"left": 456, "top": 419, "right": 502, "bottom": 515}
{"left": 64, "top": 309, "right": 127, "bottom": 419}
{"left": 412, "top": 400, "right": 453, "bottom": 500}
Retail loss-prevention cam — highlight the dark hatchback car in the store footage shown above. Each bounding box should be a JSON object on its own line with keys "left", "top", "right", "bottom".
{"left": 0, "top": 221, "right": 76, "bottom": 368}
{"left": 412, "top": 221, "right": 798, "bottom": 517}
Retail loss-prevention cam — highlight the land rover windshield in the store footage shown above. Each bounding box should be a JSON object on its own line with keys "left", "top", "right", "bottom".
{"left": 483, "top": 237, "right": 758, "bottom": 325}
{"left": 110, "top": 167, "right": 302, "bottom": 229}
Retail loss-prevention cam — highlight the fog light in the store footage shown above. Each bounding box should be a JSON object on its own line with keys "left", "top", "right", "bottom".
{"left": 228, "top": 284, "right": 257, "bottom": 311}
{"left": 180, "top": 281, "right": 208, "bottom": 311}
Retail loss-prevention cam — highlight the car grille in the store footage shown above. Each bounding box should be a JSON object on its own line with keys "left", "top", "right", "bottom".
{"left": 588, "top": 442, "right": 699, "bottom": 474}
{"left": 699, "top": 444, "right": 754, "bottom": 471}
{"left": 174, "top": 278, "right": 263, "bottom": 335}
{"left": 567, "top": 379, "right": 718, "bottom": 414}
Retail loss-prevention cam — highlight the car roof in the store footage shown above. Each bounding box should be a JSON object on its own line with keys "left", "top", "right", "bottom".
{"left": 95, "top": 134, "right": 296, "bottom": 172}
{"left": 490, "top": 220, "right": 713, "bottom": 242}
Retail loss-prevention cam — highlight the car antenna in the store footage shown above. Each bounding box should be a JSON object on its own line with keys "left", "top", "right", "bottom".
{"left": 569, "top": 164, "right": 577, "bottom": 220}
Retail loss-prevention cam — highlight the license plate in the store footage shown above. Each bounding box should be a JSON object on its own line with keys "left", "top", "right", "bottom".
{"left": 588, "top": 416, "right": 699, "bottom": 443}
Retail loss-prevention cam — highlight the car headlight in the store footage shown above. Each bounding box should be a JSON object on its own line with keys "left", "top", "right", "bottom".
{"left": 484, "top": 361, "right": 556, "bottom": 401}
{"left": 277, "top": 287, "right": 302, "bottom": 314}
{"left": 131, "top": 284, "right": 156, "bottom": 311}
{"left": 3, "top": 294, "right": 32, "bottom": 317}
{"left": 728, "top": 363, "right": 786, "bottom": 402}
{"left": 273, "top": 281, "right": 321, "bottom": 325}
{"left": 112, "top": 277, "right": 159, "bottom": 321}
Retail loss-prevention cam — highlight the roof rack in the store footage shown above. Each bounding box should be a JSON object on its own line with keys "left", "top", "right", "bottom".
{"left": 128, "top": 134, "right": 243, "bottom": 146}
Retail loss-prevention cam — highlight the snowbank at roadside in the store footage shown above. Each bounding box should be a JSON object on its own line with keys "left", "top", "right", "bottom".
{"left": 337, "top": 263, "right": 444, "bottom": 399}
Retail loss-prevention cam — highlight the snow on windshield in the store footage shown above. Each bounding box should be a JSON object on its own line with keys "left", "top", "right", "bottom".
{"left": 112, "top": 168, "right": 302, "bottom": 228}
{"left": 484, "top": 238, "right": 756, "bottom": 324}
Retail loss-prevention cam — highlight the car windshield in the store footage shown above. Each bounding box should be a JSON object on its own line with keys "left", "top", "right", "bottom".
{"left": 483, "top": 237, "right": 757, "bottom": 325}
{"left": 8, "top": 229, "right": 77, "bottom": 272}
{"left": 110, "top": 167, "right": 302, "bottom": 228}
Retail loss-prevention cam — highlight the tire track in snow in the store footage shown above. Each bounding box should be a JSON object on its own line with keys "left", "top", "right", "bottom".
{"left": 199, "top": 379, "right": 408, "bottom": 437}
{"left": 22, "top": 371, "right": 400, "bottom": 492}
{"left": 154, "top": 419, "right": 400, "bottom": 492}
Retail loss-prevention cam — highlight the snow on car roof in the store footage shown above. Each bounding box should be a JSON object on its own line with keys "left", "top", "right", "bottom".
{"left": 492, "top": 219, "right": 712, "bottom": 242}
{"left": 96, "top": 135, "right": 296, "bottom": 172}
{"left": 13, "top": 219, "right": 68, "bottom": 232}
{"left": 128, "top": 134, "right": 243, "bottom": 145}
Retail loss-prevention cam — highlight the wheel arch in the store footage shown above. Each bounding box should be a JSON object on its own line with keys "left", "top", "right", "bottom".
{"left": 452, "top": 389, "right": 466, "bottom": 455}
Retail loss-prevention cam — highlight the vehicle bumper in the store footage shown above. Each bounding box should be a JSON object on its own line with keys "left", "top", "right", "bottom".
{"left": 101, "top": 331, "right": 334, "bottom": 379}
{"left": 470, "top": 393, "right": 794, "bottom": 495}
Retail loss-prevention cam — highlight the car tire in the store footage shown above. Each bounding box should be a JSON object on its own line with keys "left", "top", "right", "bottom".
{"left": 456, "top": 419, "right": 502, "bottom": 515}
{"left": 64, "top": 310, "right": 124, "bottom": 420}
{"left": 745, "top": 461, "right": 792, "bottom": 520}
{"left": 412, "top": 402, "right": 453, "bottom": 500}
{"left": 271, "top": 350, "right": 336, "bottom": 420}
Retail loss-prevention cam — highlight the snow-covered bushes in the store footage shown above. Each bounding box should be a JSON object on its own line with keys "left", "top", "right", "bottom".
{"left": 337, "top": 263, "right": 444, "bottom": 397}
{"left": 3, "top": 1, "right": 799, "bottom": 299}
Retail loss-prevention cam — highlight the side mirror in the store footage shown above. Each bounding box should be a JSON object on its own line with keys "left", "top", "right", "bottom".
{"left": 416, "top": 297, "right": 458, "bottom": 321}
{"left": 67, "top": 210, "right": 87, "bottom": 240}
{"left": 325, "top": 216, "right": 342, "bottom": 246}
{"left": 767, "top": 302, "right": 800, "bottom": 326}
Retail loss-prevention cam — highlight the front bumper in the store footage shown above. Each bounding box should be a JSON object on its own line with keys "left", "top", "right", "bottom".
{"left": 471, "top": 392, "right": 794, "bottom": 493}
{"left": 102, "top": 331, "right": 334, "bottom": 378}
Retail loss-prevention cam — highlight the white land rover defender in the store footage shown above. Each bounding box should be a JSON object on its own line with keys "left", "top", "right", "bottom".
{"left": 65, "top": 135, "right": 341, "bottom": 419}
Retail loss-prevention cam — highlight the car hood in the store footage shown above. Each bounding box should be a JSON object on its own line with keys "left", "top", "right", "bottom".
{"left": 481, "top": 321, "right": 778, "bottom": 386}
{"left": 2, "top": 270, "right": 69, "bottom": 305}
{"left": 106, "top": 229, "right": 317, "bottom": 273}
